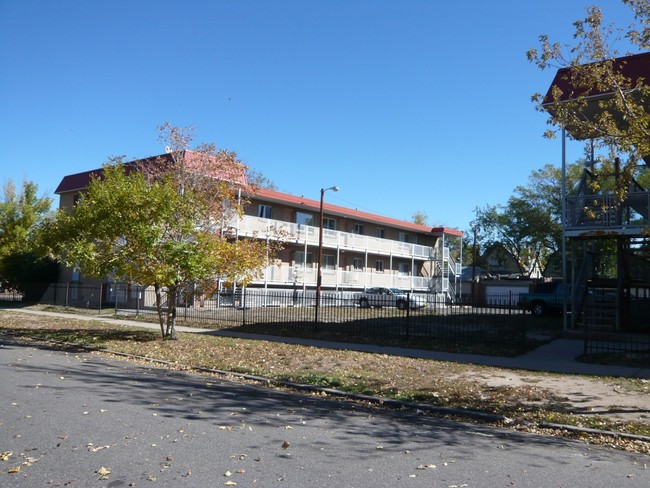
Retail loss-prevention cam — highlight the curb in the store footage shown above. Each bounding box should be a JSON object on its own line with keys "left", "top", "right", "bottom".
{"left": 2, "top": 332, "right": 649, "bottom": 445}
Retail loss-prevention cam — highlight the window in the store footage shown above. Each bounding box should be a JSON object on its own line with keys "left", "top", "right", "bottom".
{"left": 322, "top": 254, "right": 335, "bottom": 270}
{"left": 375, "top": 260, "right": 384, "bottom": 272}
{"left": 296, "top": 211, "right": 314, "bottom": 226}
{"left": 376, "top": 228, "right": 385, "bottom": 238}
{"left": 323, "top": 217, "right": 336, "bottom": 230}
{"left": 399, "top": 232, "right": 410, "bottom": 243}
{"left": 398, "top": 263, "right": 410, "bottom": 275}
{"left": 294, "top": 251, "right": 313, "bottom": 265}
{"left": 352, "top": 223, "right": 364, "bottom": 235}
{"left": 258, "top": 204, "right": 272, "bottom": 218}
{"left": 352, "top": 258, "right": 363, "bottom": 270}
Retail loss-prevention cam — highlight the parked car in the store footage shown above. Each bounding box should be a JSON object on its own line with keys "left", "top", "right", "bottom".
{"left": 358, "top": 287, "right": 426, "bottom": 310}
{"left": 518, "top": 282, "right": 568, "bottom": 315}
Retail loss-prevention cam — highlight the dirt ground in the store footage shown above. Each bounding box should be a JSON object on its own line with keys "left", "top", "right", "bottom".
{"left": 466, "top": 370, "right": 650, "bottom": 423}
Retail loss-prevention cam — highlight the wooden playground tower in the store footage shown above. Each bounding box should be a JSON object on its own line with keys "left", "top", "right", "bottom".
{"left": 543, "top": 52, "right": 650, "bottom": 332}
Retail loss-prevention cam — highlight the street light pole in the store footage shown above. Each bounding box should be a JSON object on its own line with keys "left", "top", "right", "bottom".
{"left": 315, "top": 185, "right": 339, "bottom": 325}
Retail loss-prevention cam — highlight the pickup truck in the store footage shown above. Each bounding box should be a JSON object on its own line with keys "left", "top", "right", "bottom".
{"left": 518, "top": 282, "right": 569, "bottom": 316}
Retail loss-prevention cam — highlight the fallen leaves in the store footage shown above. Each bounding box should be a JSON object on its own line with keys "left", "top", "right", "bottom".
{"left": 96, "top": 466, "right": 111, "bottom": 480}
{"left": 87, "top": 443, "right": 110, "bottom": 452}
{"left": 0, "top": 451, "right": 12, "bottom": 461}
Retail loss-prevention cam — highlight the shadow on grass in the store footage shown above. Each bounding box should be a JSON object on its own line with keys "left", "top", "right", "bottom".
{"left": 1, "top": 327, "right": 159, "bottom": 347}
{"left": 222, "top": 319, "right": 531, "bottom": 357}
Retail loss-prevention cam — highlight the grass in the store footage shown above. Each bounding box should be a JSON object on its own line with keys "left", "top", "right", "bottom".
{"left": 1, "top": 308, "right": 649, "bottom": 454}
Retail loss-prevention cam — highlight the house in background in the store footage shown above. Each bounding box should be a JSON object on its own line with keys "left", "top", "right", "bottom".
{"left": 54, "top": 153, "right": 463, "bottom": 301}
{"left": 481, "top": 243, "right": 543, "bottom": 279}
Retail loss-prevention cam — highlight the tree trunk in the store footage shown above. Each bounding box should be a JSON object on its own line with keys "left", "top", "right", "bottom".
{"left": 165, "top": 285, "right": 178, "bottom": 340}
{"left": 153, "top": 283, "right": 166, "bottom": 339}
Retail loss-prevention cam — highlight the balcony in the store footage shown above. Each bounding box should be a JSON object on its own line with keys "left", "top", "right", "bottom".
{"left": 255, "top": 262, "right": 435, "bottom": 291}
{"left": 565, "top": 191, "right": 650, "bottom": 237}
{"left": 232, "top": 214, "right": 435, "bottom": 259}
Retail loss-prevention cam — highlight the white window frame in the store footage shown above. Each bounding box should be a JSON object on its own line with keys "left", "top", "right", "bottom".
{"left": 323, "top": 217, "right": 336, "bottom": 230}
{"left": 258, "top": 204, "right": 272, "bottom": 219}
{"left": 375, "top": 260, "right": 384, "bottom": 272}
{"left": 294, "top": 251, "right": 313, "bottom": 266}
{"left": 296, "top": 211, "right": 314, "bottom": 226}
{"left": 322, "top": 254, "right": 335, "bottom": 270}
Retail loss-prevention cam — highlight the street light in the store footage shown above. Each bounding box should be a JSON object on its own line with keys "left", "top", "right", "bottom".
{"left": 315, "top": 185, "right": 339, "bottom": 324}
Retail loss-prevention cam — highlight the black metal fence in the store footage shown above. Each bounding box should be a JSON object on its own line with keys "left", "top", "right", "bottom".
{"left": 583, "top": 296, "right": 650, "bottom": 363}
{"left": 38, "top": 282, "right": 107, "bottom": 311}
{"left": 26, "top": 283, "right": 527, "bottom": 355}
{"left": 7, "top": 282, "right": 647, "bottom": 359}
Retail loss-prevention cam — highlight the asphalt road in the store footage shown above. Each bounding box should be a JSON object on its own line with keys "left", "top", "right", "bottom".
{"left": 0, "top": 339, "right": 648, "bottom": 487}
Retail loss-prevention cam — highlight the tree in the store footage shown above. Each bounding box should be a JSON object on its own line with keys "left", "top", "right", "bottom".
{"left": 0, "top": 180, "right": 57, "bottom": 298}
{"left": 473, "top": 204, "right": 539, "bottom": 276}
{"left": 527, "top": 1, "right": 650, "bottom": 199}
{"left": 46, "top": 124, "right": 277, "bottom": 340}
{"left": 411, "top": 210, "right": 429, "bottom": 226}
{"left": 472, "top": 161, "right": 586, "bottom": 275}
{"left": 246, "top": 169, "right": 278, "bottom": 190}
{"left": 0, "top": 180, "right": 52, "bottom": 258}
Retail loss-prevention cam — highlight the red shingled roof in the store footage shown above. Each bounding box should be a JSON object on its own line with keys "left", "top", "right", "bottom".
{"left": 543, "top": 51, "right": 650, "bottom": 104}
{"left": 56, "top": 153, "right": 462, "bottom": 238}
{"left": 541, "top": 51, "right": 650, "bottom": 141}
{"left": 252, "top": 187, "right": 463, "bottom": 238}
{"left": 55, "top": 151, "right": 248, "bottom": 194}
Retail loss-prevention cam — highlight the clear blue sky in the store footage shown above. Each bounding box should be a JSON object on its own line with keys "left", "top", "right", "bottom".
{"left": 0, "top": 0, "right": 639, "bottom": 233}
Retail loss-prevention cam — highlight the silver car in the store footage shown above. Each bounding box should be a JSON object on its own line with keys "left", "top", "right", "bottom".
{"left": 358, "top": 287, "right": 426, "bottom": 310}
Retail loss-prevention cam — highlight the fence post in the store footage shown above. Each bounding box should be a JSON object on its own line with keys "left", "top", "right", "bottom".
{"left": 184, "top": 287, "right": 188, "bottom": 320}
{"left": 405, "top": 292, "right": 411, "bottom": 338}
{"left": 136, "top": 285, "right": 141, "bottom": 317}
{"left": 65, "top": 282, "right": 69, "bottom": 308}
{"left": 98, "top": 284, "right": 103, "bottom": 315}
{"left": 242, "top": 287, "right": 247, "bottom": 326}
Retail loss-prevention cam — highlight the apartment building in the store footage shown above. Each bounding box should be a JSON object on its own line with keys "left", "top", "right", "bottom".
{"left": 55, "top": 152, "right": 463, "bottom": 299}
{"left": 237, "top": 187, "right": 462, "bottom": 297}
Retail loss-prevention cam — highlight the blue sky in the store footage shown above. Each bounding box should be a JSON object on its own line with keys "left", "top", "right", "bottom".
{"left": 0, "top": 0, "right": 640, "bottom": 233}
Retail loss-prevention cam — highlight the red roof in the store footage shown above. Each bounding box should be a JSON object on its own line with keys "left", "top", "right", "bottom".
{"left": 55, "top": 151, "right": 248, "bottom": 194}
{"left": 543, "top": 51, "right": 650, "bottom": 104}
{"left": 56, "top": 152, "right": 462, "bottom": 238}
{"left": 252, "top": 187, "right": 463, "bottom": 238}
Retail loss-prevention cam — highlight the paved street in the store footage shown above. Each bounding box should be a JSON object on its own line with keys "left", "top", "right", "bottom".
{"left": 1, "top": 339, "right": 648, "bottom": 487}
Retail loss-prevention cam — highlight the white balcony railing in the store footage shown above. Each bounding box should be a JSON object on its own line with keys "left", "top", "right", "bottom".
{"left": 255, "top": 262, "right": 433, "bottom": 290}
{"left": 224, "top": 215, "right": 459, "bottom": 293}
{"left": 232, "top": 215, "right": 435, "bottom": 259}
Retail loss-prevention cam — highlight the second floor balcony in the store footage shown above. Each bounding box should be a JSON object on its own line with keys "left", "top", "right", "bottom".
{"left": 232, "top": 214, "right": 437, "bottom": 260}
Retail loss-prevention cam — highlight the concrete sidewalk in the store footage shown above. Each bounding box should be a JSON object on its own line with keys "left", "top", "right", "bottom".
{"left": 5, "top": 307, "right": 650, "bottom": 379}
